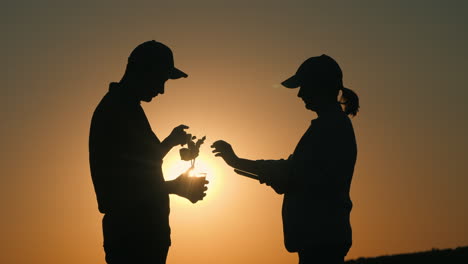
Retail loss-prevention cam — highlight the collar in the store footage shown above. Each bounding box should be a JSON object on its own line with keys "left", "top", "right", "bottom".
{"left": 316, "top": 102, "right": 343, "bottom": 117}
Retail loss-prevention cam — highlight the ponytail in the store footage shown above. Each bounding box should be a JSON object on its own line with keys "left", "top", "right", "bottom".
{"left": 340, "top": 87, "right": 360, "bottom": 117}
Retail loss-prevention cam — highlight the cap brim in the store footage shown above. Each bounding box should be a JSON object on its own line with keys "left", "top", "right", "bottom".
{"left": 169, "top": 67, "right": 188, "bottom": 79}
{"left": 281, "top": 75, "right": 300, "bottom": 88}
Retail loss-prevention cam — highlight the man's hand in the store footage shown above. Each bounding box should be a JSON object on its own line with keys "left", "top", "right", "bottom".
{"left": 166, "top": 124, "right": 191, "bottom": 147}
{"left": 211, "top": 140, "right": 239, "bottom": 168}
{"left": 171, "top": 168, "right": 209, "bottom": 203}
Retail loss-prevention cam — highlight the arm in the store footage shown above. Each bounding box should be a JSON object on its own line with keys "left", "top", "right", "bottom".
{"left": 158, "top": 138, "right": 176, "bottom": 159}
{"left": 211, "top": 140, "right": 291, "bottom": 193}
{"left": 255, "top": 157, "right": 292, "bottom": 194}
{"left": 211, "top": 140, "right": 260, "bottom": 177}
{"left": 156, "top": 124, "right": 190, "bottom": 159}
{"left": 165, "top": 179, "right": 179, "bottom": 194}
{"left": 229, "top": 158, "right": 260, "bottom": 177}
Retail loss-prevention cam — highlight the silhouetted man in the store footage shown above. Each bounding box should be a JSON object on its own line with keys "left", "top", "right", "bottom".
{"left": 89, "top": 40, "right": 208, "bottom": 264}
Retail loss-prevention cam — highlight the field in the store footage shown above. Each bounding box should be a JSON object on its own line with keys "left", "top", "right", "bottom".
{"left": 346, "top": 246, "right": 468, "bottom": 264}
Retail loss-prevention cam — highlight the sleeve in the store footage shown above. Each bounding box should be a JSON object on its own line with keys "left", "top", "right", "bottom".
{"left": 90, "top": 106, "right": 165, "bottom": 212}
{"left": 256, "top": 155, "right": 293, "bottom": 194}
{"left": 97, "top": 107, "right": 162, "bottom": 169}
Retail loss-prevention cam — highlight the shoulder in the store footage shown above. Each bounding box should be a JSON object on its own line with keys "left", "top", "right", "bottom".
{"left": 92, "top": 94, "right": 115, "bottom": 121}
{"left": 313, "top": 112, "right": 355, "bottom": 144}
{"left": 93, "top": 89, "right": 134, "bottom": 118}
{"left": 91, "top": 92, "right": 130, "bottom": 133}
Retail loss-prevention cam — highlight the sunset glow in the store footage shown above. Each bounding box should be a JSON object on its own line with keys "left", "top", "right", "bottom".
{"left": 2, "top": 1, "right": 468, "bottom": 264}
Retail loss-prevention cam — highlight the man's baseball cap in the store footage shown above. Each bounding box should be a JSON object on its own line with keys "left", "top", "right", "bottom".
{"left": 128, "top": 40, "right": 188, "bottom": 79}
{"left": 281, "top": 54, "right": 342, "bottom": 89}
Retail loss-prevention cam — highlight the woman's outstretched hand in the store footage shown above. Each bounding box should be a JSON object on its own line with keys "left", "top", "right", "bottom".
{"left": 211, "top": 140, "right": 239, "bottom": 168}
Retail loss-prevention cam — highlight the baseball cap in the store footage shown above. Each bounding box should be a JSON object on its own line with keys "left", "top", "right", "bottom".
{"left": 281, "top": 54, "right": 342, "bottom": 88}
{"left": 128, "top": 40, "right": 188, "bottom": 79}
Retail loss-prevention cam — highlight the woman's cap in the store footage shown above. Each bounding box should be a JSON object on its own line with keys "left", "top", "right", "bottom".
{"left": 281, "top": 54, "right": 342, "bottom": 88}
{"left": 128, "top": 40, "right": 188, "bottom": 79}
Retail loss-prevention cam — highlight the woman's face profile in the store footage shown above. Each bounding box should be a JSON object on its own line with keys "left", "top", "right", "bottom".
{"left": 298, "top": 83, "right": 339, "bottom": 111}
{"left": 298, "top": 84, "right": 321, "bottom": 111}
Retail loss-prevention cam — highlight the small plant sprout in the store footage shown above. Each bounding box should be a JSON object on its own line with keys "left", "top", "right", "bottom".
{"left": 179, "top": 135, "right": 206, "bottom": 168}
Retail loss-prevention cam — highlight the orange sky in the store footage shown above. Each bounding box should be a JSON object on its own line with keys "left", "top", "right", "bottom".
{"left": 2, "top": 1, "right": 468, "bottom": 263}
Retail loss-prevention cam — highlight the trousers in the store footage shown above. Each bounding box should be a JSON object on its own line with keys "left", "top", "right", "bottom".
{"left": 102, "top": 214, "right": 170, "bottom": 264}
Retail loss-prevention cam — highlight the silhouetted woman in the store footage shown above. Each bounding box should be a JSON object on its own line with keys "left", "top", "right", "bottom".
{"left": 211, "top": 55, "right": 359, "bottom": 264}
